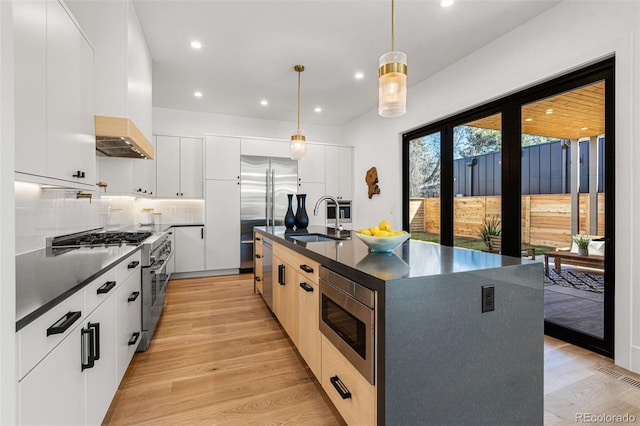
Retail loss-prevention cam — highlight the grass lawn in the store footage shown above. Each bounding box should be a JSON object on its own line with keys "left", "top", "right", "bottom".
{"left": 410, "top": 232, "right": 553, "bottom": 254}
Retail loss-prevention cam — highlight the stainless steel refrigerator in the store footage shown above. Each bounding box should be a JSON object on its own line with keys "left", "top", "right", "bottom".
{"left": 240, "top": 155, "right": 298, "bottom": 271}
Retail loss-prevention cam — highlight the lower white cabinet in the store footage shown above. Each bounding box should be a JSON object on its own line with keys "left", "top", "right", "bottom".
{"left": 174, "top": 226, "right": 205, "bottom": 272}
{"left": 205, "top": 180, "right": 240, "bottom": 270}
{"left": 18, "top": 252, "right": 141, "bottom": 426}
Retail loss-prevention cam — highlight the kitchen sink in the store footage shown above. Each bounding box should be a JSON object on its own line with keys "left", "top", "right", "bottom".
{"left": 288, "top": 233, "right": 345, "bottom": 243}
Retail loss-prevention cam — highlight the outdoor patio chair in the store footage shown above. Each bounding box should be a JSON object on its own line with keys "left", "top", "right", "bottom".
{"left": 486, "top": 235, "right": 536, "bottom": 260}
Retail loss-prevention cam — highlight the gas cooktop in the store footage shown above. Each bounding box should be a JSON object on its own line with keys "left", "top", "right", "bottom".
{"left": 50, "top": 231, "right": 153, "bottom": 248}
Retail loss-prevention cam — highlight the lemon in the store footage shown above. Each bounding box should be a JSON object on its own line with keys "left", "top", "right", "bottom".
{"left": 374, "top": 230, "right": 390, "bottom": 237}
{"left": 379, "top": 220, "right": 392, "bottom": 232}
{"left": 360, "top": 229, "right": 372, "bottom": 236}
{"left": 369, "top": 226, "right": 380, "bottom": 235}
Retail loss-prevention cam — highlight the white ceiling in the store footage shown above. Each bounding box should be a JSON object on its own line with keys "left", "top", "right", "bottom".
{"left": 133, "top": 0, "right": 561, "bottom": 127}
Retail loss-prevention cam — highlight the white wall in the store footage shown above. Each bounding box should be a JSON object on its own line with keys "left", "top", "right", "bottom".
{"left": 0, "top": 0, "right": 17, "bottom": 423}
{"left": 343, "top": 1, "right": 640, "bottom": 372}
{"left": 153, "top": 106, "right": 342, "bottom": 144}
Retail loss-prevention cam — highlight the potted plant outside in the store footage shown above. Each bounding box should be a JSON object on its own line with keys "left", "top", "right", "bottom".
{"left": 480, "top": 216, "right": 502, "bottom": 249}
{"left": 572, "top": 235, "right": 592, "bottom": 256}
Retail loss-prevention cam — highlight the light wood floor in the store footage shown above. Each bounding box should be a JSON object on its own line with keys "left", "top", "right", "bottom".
{"left": 105, "top": 274, "right": 640, "bottom": 425}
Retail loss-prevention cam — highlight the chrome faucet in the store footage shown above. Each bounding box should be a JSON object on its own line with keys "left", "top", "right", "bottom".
{"left": 313, "top": 195, "right": 343, "bottom": 233}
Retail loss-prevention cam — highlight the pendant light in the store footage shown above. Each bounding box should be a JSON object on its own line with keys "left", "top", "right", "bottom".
{"left": 291, "top": 65, "right": 306, "bottom": 160}
{"left": 378, "top": 0, "right": 407, "bottom": 117}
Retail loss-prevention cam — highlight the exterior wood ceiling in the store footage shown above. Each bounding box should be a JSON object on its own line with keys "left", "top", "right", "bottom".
{"left": 466, "top": 81, "right": 604, "bottom": 140}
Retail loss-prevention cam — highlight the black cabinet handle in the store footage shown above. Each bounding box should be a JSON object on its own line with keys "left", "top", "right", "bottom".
{"left": 299, "top": 282, "right": 314, "bottom": 292}
{"left": 176, "top": 193, "right": 179, "bottom": 196}
{"left": 128, "top": 261, "right": 140, "bottom": 269}
{"left": 256, "top": 237, "right": 261, "bottom": 241}
{"left": 278, "top": 264, "right": 285, "bottom": 285}
{"left": 128, "top": 291, "right": 140, "bottom": 302}
{"left": 89, "top": 322, "right": 100, "bottom": 361}
{"left": 47, "top": 311, "right": 81, "bottom": 336}
{"left": 255, "top": 254, "right": 262, "bottom": 259}
{"left": 254, "top": 276, "right": 261, "bottom": 282}
{"left": 97, "top": 280, "right": 116, "bottom": 294}
{"left": 299, "top": 264, "right": 314, "bottom": 273}
{"left": 330, "top": 376, "right": 352, "bottom": 400}
{"left": 73, "top": 170, "right": 85, "bottom": 178}
{"left": 180, "top": 193, "right": 184, "bottom": 196}
{"left": 128, "top": 332, "right": 140, "bottom": 346}
{"left": 201, "top": 228, "right": 204, "bottom": 239}
{"left": 81, "top": 326, "right": 95, "bottom": 371}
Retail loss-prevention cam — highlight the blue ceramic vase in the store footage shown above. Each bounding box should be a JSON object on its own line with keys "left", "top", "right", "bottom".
{"left": 295, "top": 194, "right": 309, "bottom": 229}
{"left": 284, "top": 194, "right": 296, "bottom": 229}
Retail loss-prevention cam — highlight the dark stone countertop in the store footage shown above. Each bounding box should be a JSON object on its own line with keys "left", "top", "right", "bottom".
{"left": 255, "top": 225, "right": 534, "bottom": 291}
{"left": 15, "top": 245, "right": 141, "bottom": 332}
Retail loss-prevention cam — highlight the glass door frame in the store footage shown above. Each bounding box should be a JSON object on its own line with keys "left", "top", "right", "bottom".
{"left": 402, "top": 57, "right": 615, "bottom": 357}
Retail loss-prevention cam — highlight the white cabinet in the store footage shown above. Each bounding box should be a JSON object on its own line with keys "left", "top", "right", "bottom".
{"left": 205, "top": 180, "right": 240, "bottom": 270}
{"left": 298, "top": 182, "right": 326, "bottom": 227}
{"left": 325, "top": 146, "right": 354, "bottom": 201}
{"left": 297, "top": 144, "right": 326, "bottom": 183}
{"left": 156, "top": 136, "right": 203, "bottom": 198}
{"left": 174, "top": 226, "right": 205, "bottom": 273}
{"left": 14, "top": 0, "right": 95, "bottom": 189}
{"left": 205, "top": 136, "right": 240, "bottom": 180}
{"left": 240, "top": 138, "right": 290, "bottom": 158}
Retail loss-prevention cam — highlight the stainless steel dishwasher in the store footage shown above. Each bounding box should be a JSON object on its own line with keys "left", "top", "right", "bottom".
{"left": 261, "top": 237, "right": 273, "bottom": 310}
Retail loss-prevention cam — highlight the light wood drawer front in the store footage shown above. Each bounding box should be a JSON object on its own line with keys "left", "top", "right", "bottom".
{"left": 273, "top": 243, "right": 320, "bottom": 283}
{"left": 18, "top": 290, "right": 85, "bottom": 380}
{"left": 321, "top": 336, "right": 376, "bottom": 426}
{"left": 85, "top": 268, "right": 117, "bottom": 316}
{"left": 115, "top": 269, "right": 141, "bottom": 334}
{"left": 115, "top": 251, "right": 141, "bottom": 283}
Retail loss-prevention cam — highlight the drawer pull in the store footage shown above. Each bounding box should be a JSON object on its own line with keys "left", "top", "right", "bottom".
{"left": 330, "top": 376, "right": 352, "bottom": 400}
{"left": 97, "top": 280, "right": 116, "bottom": 294}
{"left": 299, "top": 282, "right": 314, "bottom": 292}
{"left": 81, "top": 325, "right": 95, "bottom": 371}
{"left": 128, "top": 332, "right": 140, "bottom": 346}
{"left": 47, "top": 311, "right": 81, "bottom": 336}
{"left": 255, "top": 254, "right": 262, "bottom": 259}
{"left": 128, "top": 261, "right": 140, "bottom": 269}
{"left": 128, "top": 291, "right": 140, "bottom": 302}
{"left": 278, "top": 264, "right": 286, "bottom": 285}
{"left": 89, "top": 322, "right": 101, "bottom": 361}
{"left": 256, "top": 237, "right": 261, "bottom": 241}
{"left": 300, "top": 264, "right": 314, "bottom": 273}
{"left": 255, "top": 276, "right": 261, "bottom": 282}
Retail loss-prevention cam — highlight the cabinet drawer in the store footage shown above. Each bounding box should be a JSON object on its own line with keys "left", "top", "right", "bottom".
{"left": 321, "top": 336, "right": 376, "bottom": 426}
{"left": 116, "top": 269, "right": 141, "bottom": 334}
{"left": 85, "top": 268, "right": 117, "bottom": 316}
{"left": 115, "top": 251, "right": 142, "bottom": 283}
{"left": 18, "top": 290, "right": 85, "bottom": 380}
{"left": 116, "top": 315, "right": 141, "bottom": 385}
{"left": 273, "top": 243, "right": 320, "bottom": 283}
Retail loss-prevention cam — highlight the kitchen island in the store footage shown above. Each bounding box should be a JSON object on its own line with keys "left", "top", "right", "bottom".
{"left": 255, "top": 225, "right": 543, "bottom": 426}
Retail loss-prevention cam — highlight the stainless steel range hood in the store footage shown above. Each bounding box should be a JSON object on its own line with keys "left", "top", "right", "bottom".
{"left": 95, "top": 116, "right": 154, "bottom": 159}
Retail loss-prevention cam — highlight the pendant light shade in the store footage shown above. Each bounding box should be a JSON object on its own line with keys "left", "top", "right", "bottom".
{"left": 291, "top": 65, "right": 306, "bottom": 160}
{"left": 378, "top": 0, "right": 407, "bottom": 117}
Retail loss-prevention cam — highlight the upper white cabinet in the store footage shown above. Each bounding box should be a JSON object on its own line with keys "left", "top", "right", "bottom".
{"left": 66, "top": 0, "right": 152, "bottom": 142}
{"left": 297, "top": 144, "right": 326, "bottom": 183}
{"left": 205, "top": 136, "right": 240, "bottom": 180}
{"left": 15, "top": 0, "right": 96, "bottom": 189}
{"left": 241, "top": 138, "right": 290, "bottom": 158}
{"left": 325, "top": 146, "right": 353, "bottom": 200}
{"left": 156, "top": 136, "right": 203, "bottom": 198}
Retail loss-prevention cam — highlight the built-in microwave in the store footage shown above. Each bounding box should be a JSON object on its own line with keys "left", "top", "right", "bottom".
{"left": 326, "top": 200, "right": 352, "bottom": 224}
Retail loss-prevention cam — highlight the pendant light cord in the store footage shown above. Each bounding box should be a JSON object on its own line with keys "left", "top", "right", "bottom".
{"left": 391, "top": 0, "right": 395, "bottom": 52}
{"left": 297, "top": 69, "right": 301, "bottom": 131}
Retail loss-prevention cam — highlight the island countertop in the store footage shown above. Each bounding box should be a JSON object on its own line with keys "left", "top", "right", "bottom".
{"left": 255, "top": 225, "right": 534, "bottom": 290}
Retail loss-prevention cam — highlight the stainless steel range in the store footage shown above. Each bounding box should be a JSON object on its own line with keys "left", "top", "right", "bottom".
{"left": 47, "top": 228, "right": 172, "bottom": 351}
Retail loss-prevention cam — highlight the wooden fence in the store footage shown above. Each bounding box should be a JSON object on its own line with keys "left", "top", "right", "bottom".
{"left": 409, "top": 194, "right": 605, "bottom": 249}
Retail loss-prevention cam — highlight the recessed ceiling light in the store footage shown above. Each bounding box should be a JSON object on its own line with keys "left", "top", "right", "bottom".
{"left": 546, "top": 108, "right": 554, "bottom": 114}
{"left": 194, "top": 91, "right": 203, "bottom": 98}
{"left": 354, "top": 72, "right": 364, "bottom": 80}
{"left": 581, "top": 127, "right": 589, "bottom": 131}
{"left": 190, "top": 41, "right": 202, "bottom": 49}
{"left": 440, "top": 0, "right": 454, "bottom": 7}
{"left": 260, "top": 99, "right": 269, "bottom": 106}
{"left": 525, "top": 118, "right": 533, "bottom": 122}
{"left": 314, "top": 107, "right": 322, "bottom": 113}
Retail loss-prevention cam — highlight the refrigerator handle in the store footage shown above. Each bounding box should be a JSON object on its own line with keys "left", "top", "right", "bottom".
{"left": 265, "top": 168, "right": 270, "bottom": 226}
{"left": 271, "top": 169, "right": 276, "bottom": 227}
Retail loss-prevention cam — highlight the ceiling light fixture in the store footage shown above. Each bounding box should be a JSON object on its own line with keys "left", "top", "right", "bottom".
{"left": 440, "top": 0, "right": 454, "bottom": 7}
{"left": 379, "top": 0, "right": 407, "bottom": 117}
{"left": 291, "top": 65, "right": 306, "bottom": 160}
{"left": 190, "top": 41, "right": 202, "bottom": 49}
{"left": 260, "top": 99, "right": 269, "bottom": 106}
{"left": 355, "top": 72, "right": 364, "bottom": 79}
{"left": 314, "top": 107, "right": 322, "bottom": 113}
{"left": 194, "top": 91, "right": 203, "bottom": 98}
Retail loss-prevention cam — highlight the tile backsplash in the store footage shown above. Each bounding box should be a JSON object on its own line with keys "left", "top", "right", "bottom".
{"left": 15, "top": 181, "right": 205, "bottom": 254}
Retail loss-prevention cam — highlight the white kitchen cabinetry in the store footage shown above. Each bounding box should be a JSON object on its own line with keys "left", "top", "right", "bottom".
{"left": 14, "top": 0, "right": 95, "bottom": 189}
{"left": 298, "top": 182, "right": 326, "bottom": 227}
{"left": 205, "top": 136, "right": 240, "bottom": 180}
{"left": 297, "top": 144, "right": 326, "bottom": 183}
{"left": 240, "top": 138, "right": 290, "bottom": 158}
{"left": 174, "top": 226, "right": 206, "bottom": 273}
{"left": 205, "top": 180, "right": 240, "bottom": 271}
{"left": 18, "top": 251, "right": 141, "bottom": 426}
{"left": 156, "top": 136, "right": 203, "bottom": 198}
{"left": 325, "top": 146, "right": 353, "bottom": 201}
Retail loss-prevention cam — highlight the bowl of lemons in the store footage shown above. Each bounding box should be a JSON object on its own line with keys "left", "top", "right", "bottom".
{"left": 356, "top": 220, "right": 410, "bottom": 253}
